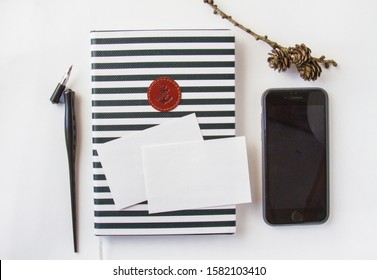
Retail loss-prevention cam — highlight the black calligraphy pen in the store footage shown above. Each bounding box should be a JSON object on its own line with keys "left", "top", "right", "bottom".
{"left": 50, "top": 65, "right": 78, "bottom": 253}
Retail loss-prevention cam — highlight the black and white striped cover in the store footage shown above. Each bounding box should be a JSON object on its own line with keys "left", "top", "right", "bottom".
{"left": 91, "top": 29, "right": 236, "bottom": 235}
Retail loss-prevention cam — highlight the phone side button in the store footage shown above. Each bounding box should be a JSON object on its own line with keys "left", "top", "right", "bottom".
{"left": 291, "top": 210, "right": 304, "bottom": 223}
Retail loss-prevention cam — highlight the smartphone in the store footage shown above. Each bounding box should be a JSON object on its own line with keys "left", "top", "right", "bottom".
{"left": 262, "top": 88, "right": 329, "bottom": 225}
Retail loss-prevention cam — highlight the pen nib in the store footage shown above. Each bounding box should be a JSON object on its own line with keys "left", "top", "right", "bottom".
{"left": 61, "top": 65, "right": 73, "bottom": 86}
{"left": 67, "top": 65, "right": 73, "bottom": 75}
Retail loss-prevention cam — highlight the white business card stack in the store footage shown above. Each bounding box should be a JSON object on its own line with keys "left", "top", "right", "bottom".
{"left": 96, "top": 114, "right": 252, "bottom": 214}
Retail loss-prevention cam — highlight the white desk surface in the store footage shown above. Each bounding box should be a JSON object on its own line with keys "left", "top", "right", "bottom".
{"left": 1, "top": 0, "right": 376, "bottom": 260}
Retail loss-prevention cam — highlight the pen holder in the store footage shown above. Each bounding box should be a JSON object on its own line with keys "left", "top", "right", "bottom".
{"left": 63, "top": 89, "right": 77, "bottom": 252}
{"left": 50, "top": 66, "right": 78, "bottom": 252}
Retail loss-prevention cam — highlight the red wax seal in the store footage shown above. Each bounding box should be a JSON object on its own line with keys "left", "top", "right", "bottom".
{"left": 147, "top": 77, "right": 182, "bottom": 112}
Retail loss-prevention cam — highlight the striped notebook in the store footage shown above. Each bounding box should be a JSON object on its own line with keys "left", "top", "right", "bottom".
{"left": 91, "top": 29, "right": 236, "bottom": 235}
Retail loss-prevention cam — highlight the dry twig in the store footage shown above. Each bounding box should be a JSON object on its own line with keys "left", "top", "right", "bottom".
{"left": 203, "top": 0, "right": 337, "bottom": 81}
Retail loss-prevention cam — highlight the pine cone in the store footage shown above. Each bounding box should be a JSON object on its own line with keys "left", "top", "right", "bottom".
{"left": 288, "top": 44, "right": 312, "bottom": 66}
{"left": 267, "top": 48, "right": 291, "bottom": 72}
{"left": 297, "top": 58, "right": 322, "bottom": 81}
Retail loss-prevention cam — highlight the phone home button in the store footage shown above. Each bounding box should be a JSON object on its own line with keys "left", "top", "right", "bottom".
{"left": 291, "top": 210, "right": 304, "bottom": 222}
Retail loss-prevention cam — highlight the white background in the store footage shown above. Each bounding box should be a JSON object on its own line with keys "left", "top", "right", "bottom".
{"left": 1, "top": 0, "right": 376, "bottom": 260}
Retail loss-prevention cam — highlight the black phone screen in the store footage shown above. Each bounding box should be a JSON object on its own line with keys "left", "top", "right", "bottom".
{"left": 262, "top": 88, "right": 329, "bottom": 225}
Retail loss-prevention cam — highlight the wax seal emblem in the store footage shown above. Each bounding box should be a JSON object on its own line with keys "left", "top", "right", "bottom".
{"left": 147, "top": 77, "right": 181, "bottom": 112}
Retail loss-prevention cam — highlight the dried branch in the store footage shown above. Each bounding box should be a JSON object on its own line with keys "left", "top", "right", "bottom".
{"left": 203, "top": 0, "right": 337, "bottom": 81}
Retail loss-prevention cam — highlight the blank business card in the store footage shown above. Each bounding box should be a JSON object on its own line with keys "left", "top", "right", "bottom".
{"left": 96, "top": 114, "right": 203, "bottom": 210}
{"left": 142, "top": 136, "right": 252, "bottom": 214}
